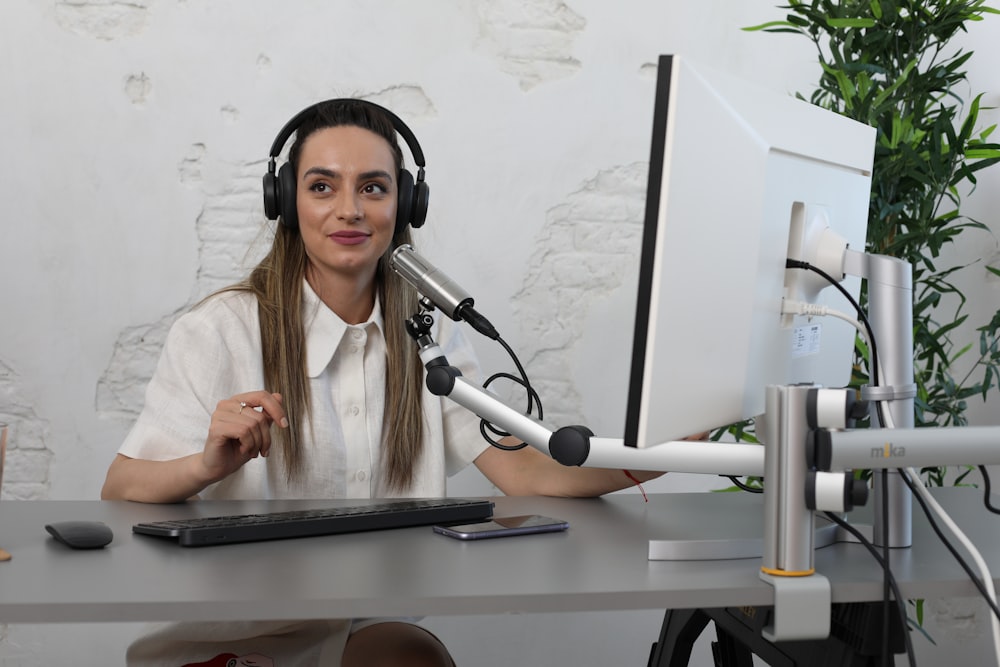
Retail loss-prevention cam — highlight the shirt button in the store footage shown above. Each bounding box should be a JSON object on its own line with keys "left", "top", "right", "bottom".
{"left": 351, "top": 406, "right": 360, "bottom": 416}
{"left": 352, "top": 329, "right": 364, "bottom": 340}
{"left": 357, "top": 470, "right": 367, "bottom": 482}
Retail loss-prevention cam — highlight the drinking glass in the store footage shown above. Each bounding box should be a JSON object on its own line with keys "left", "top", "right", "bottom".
{"left": 0, "top": 422, "right": 6, "bottom": 496}
{"left": 0, "top": 422, "right": 8, "bottom": 560}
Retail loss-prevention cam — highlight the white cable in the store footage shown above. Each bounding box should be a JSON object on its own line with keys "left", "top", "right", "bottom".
{"left": 781, "top": 300, "right": 874, "bottom": 362}
{"left": 864, "top": 328, "right": 1000, "bottom": 659}
{"left": 904, "top": 466, "right": 1000, "bottom": 665}
{"left": 781, "top": 300, "right": 890, "bottom": 389}
{"left": 879, "top": 394, "right": 1000, "bottom": 661}
{"left": 782, "top": 299, "right": 862, "bottom": 330}
{"left": 782, "top": 300, "right": 867, "bottom": 333}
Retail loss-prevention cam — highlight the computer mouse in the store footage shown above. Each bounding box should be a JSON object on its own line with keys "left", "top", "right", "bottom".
{"left": 45, "top": 521, "right": 114, "bottom": 549}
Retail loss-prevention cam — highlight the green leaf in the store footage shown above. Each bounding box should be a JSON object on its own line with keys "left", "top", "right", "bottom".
{"left": 951, "top": 341, "right": 974, "bottom": 362}
{"left": 871, "top": 59, "right": 916, "bottom": 111}
{"left": 742, "top": 20, "right": 800, "bottom": 32}
{"left": 826, "top": 17, "right": 878, "bottom": 28}
{"left": 965, "top": 148, "right": 1000, "bottom": 159}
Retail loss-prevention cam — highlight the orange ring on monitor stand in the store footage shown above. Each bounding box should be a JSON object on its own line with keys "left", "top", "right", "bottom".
{"left": 760, "top": 566, "right": 816, "bottom": 577}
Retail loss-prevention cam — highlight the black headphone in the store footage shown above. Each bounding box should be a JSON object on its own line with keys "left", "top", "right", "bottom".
{"left": 262, "top": 99, "right": 429, "bottom": 235}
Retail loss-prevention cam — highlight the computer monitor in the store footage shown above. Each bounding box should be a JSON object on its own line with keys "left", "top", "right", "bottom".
{"left": 624, "top": 55, "right": 876, "bottom": 448}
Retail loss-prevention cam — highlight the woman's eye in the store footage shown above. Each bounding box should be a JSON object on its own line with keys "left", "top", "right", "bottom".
{"left": 362, "top": 182, "right": 388, "bottom": 195}
{"left": 309, "top": 182, "right": 330, "bottom": 193}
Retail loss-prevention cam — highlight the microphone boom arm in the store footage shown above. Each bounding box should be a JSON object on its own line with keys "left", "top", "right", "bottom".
{"left": 406, "top": 308, "right": 764, "bottom": 477}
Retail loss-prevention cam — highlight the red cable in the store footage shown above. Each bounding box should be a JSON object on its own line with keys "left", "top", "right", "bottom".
{"left": 623, "top": 470, "right": 649, "bottom": 502}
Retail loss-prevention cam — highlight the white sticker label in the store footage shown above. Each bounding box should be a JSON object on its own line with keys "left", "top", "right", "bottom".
{"left": 792, "top": 324, "right": 822, "bottom": 357}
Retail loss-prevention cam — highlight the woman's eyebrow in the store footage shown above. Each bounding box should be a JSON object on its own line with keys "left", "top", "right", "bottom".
{"left": 302, "top": 167, "right": 394, "bottom": 183}
{"left": 303, "top": 166, "right": 340, "bottom": 180}
{"left": 359, "top": 169, "right": 394, "bottom": 182}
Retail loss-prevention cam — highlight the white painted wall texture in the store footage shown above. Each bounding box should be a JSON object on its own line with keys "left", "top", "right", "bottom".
{"left": 1, "top": 1, "right": 999, "bottom": 664}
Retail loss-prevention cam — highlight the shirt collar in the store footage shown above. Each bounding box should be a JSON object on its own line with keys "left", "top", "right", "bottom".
{"left": 303, "top": 279, "right": 385, "bottom": 378}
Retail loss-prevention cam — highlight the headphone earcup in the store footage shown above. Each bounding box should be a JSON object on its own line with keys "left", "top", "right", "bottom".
{"left": 262, "top": 170, "right": 279, "bottom": 221}
{"left": 411, "top": 179, "right": 429, "bottom": 229}
{"left": 277, "top": 162, "right": 298, "bottom": 230}
{"left": 395, "top": 169, "right": 415, "bottom": 236}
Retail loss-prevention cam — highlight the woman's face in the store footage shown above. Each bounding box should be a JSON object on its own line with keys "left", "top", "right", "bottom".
{"left": 295, "top": 125, "right": 398, "bottom": 289}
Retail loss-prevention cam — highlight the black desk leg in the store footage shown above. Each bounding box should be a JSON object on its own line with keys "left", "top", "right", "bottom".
{"left": 648, "top": 608, "right": 755, "bottom": 667}
{"left": 648, "top": 604, "right": 905, "bottom": 667}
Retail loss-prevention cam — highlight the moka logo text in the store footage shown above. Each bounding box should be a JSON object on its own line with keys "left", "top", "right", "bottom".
{"left": 871, "top": 443, "right": 906, "bottom": 458}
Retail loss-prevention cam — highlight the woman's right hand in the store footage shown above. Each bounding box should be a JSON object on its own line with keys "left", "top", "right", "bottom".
{"left": 200, "top": 391, "right": 288, "bottom": 483}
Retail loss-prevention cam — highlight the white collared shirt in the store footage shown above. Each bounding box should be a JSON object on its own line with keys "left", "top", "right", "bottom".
{"left": 119, "top": 280, "right": 489, "bottom": 500}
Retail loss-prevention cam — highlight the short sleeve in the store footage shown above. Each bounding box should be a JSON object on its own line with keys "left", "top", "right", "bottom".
{"left": 118, "top": 292, "right": 264, "bottom": 462}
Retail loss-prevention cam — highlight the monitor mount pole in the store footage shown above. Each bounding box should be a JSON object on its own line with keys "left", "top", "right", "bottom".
{"left": 851, "top": 252, "right": 916, "bottom": 548}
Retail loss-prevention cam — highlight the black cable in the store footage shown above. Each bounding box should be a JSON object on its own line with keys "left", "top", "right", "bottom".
{"left": 478, "top": 372, "right": 538, "bottom": 451}
{"left": 725, "top": 475, "right": 763, "bottom": 493}
{"left": 899, "top": 468, "right": 1000, "bottom": 622}
{"left": 479, "top": 423, "right": 529, "bottom": 451}
{"left": 478, "top": 336, "right": 543, "bottom": 451}
{"left": 881, "top": 469, "right": 892, "bottom": 666}
{"left": 786, "top": 259, "right": 899, "bottom": 659}
{"left": 784, "top": 259, "right": 887, "bottom": 427}
{"left": 823, "top": 512, "right": 917, "bottom": 667}
{"left": 784, "top": 259, "right": 877, "bottom": 375}
{"left": 978, "top": 466, "right": 1000, "bottom": 515}
{"left": 495, "top": 336, "right": 536, "bottom": 416}
{"left": 480, "top": 371, "right": 543, "bottom": 421}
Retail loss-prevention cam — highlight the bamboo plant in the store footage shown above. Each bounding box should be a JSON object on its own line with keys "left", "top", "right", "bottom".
{"left": 742, "top": 1, "right": 1000, "bottom": 486}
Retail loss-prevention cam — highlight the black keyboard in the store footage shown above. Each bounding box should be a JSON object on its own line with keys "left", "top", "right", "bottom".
{"left": 132, "top": 497, "right": 495, "bottom": 547}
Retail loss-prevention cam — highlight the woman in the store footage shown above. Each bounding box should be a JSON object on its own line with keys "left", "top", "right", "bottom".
{"left": 102, "top": 99, "right": 659, "bottom": 666}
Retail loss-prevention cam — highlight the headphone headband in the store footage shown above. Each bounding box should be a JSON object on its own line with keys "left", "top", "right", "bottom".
{"left": 267, "top": 98, "right": 426, "bottom": 169}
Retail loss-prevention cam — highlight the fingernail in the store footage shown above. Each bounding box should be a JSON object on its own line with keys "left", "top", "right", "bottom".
{"left": 280, "top": 418, "right": 289, "bottom": 428}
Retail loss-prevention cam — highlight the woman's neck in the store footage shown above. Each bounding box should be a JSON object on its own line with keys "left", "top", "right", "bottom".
{"left": 305, "top": 264, "right": 377, "bottom": 325}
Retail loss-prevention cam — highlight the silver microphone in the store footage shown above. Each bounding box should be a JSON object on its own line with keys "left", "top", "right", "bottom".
{"left": 389, "top": 244, "right": 499, "bottom": 339}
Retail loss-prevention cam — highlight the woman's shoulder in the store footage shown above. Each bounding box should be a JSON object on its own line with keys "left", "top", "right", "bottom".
{"left": 191, "top": 288, "right": 258, "bottom": 318}
{"left": 171, "top": 288, "right": 261, "bottom": 339}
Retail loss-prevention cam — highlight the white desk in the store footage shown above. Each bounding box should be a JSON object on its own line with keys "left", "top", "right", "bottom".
{"left": 0, "top": 489, "right": 996, "bottom": 624}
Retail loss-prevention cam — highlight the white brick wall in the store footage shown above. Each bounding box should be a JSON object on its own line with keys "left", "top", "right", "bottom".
{"left": 0, "top": 362, "right": 51, "bottom": 501}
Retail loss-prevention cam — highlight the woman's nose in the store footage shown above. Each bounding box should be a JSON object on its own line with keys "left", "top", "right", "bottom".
{"left": 333, "top": 190, "right": 362, "bottom": 220}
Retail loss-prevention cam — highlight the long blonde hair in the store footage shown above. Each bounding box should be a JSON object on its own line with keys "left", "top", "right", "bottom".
{"left": 236, "top": 100, "right": 425, "bottom": 491}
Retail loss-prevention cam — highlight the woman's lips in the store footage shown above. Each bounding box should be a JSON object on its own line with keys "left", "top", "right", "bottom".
{"left": 329, "top": 231, "right": 370, "bottom": 246}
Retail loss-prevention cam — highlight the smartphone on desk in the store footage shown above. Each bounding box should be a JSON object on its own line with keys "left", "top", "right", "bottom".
{"left": 433, "top": 514, "right": 569, "bottom": 540}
